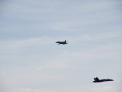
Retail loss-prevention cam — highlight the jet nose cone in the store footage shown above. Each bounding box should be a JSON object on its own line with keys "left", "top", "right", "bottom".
{"left": 111, "top": 79, "right": 114, "bottom": 81}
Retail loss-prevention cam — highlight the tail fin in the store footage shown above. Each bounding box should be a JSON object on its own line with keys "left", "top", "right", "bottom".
{"left": 94, "top": 77, "right": 99, "bottom": 81}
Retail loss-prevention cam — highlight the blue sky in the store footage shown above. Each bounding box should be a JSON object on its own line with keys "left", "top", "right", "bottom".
{"left": 0, "top": 0, "right": 122, "bottom": 92}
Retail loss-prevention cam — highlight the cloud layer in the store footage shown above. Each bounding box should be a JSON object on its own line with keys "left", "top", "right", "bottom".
{"left": 0, "top": 0, "right": 122, "bottom": 92}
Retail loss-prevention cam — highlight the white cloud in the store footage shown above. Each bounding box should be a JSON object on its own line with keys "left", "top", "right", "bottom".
{"left": 0, "top": 0, "right": 122, "bottom": 92}
{"left": 1, "top": 0, "right": 121, "bottom": 34}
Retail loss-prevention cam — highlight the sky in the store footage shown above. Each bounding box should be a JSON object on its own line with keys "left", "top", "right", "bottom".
{"left": 0, "top": 0, "right": 122, "bottom": 92}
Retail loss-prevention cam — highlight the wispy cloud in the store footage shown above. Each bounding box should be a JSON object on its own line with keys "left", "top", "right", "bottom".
{"left": 0, "top": 0, "right": 122, "bottom": 92}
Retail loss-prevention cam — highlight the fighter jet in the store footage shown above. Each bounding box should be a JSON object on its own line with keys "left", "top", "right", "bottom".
{"left": 56, "top": 40, "right": 68, "bottom": 45}
{"left": 93, "top": 77, "right": 114, "bottom": 83}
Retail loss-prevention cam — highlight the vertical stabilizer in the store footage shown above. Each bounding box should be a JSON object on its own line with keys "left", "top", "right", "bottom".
{"left": 94, "top": 77, "right": 99, "bottom": 81}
